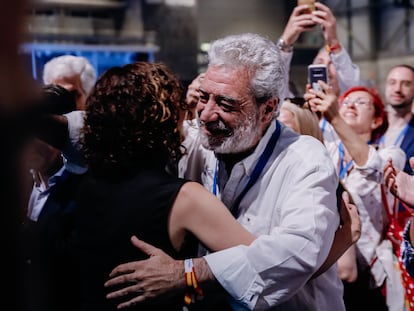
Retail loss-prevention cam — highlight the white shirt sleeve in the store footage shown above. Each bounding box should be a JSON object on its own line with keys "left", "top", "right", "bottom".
{"left": 330, "top": 47, "right": 361, "bottom": 94}
{"left": 280, "top": 50, "right": 294, "bottom": 99}
{"left": 62, "top": 110, "right": 88, "bottom": 174}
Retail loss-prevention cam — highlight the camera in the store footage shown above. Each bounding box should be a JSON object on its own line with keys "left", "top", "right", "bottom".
{"left": 308, "top": 64, "right": 328, "bottom": 92}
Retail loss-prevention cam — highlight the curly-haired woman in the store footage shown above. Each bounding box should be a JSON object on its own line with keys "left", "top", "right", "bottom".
{"left": 74, "top": 62, "right": 254, "bottom": 311}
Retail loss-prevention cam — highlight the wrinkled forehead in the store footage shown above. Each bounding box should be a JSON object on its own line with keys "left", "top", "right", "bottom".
{"left": 202, "top": 65, "right": 252, "bottom": 97}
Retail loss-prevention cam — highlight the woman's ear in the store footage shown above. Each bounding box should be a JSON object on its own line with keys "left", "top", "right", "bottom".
{"left": 371, "top": 116, "right": 383, "bottom": 130}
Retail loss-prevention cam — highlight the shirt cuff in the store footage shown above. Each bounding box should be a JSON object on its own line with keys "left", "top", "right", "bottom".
{"left": 62, "top": 111, "right": 88, "bottom": 174}
{"left": 204, "top": 245, "right": 264, "bottom": 309}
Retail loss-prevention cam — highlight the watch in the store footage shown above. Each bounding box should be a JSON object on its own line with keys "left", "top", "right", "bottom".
{"left": 277, "top": 37, "right": 293, "bottom": 53}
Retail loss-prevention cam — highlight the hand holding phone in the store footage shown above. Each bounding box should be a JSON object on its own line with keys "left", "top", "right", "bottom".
{"left": 308, "top": 64, "right": 328, "bottom": 92}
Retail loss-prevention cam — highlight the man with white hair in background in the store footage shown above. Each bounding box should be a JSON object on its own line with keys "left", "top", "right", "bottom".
{"left": 43, "top": 55, "right": 96, "bottom": 110}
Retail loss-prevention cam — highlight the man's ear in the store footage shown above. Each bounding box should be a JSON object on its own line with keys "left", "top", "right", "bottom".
{"left": 261, "top": 97, "right": 278, "bottom": 123}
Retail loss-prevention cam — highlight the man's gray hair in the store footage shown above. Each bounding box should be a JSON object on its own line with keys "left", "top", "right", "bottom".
{"left": 43, "top": 55, "right": 96, "bottom": 95}
{"left": 208, "top": 33, "right": 285, "bottom": 109}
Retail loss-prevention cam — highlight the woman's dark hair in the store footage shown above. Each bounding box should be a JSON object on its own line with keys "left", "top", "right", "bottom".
{"left": 82, "top": 62, "right": 187, "bottom": 180}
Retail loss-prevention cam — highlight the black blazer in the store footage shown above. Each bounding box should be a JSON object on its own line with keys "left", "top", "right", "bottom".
{"left": 22, "top": 171, "right": 84, "bottom": 311}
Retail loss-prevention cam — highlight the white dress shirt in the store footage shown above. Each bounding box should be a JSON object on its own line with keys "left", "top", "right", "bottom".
{"left": 179, "top": 120, "right": 216, "bottom": 187}
{"left": 27, "top": 165, "right": 66, "bottom": 221}
{"left": 63, "top": 110, "right": 88, "bottom": 174}
{"left": 183, "top": 121, "right": 345, "bottom": 310}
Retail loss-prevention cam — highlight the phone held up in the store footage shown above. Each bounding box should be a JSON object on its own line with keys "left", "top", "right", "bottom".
{"left": 297, "top": 0, "right": 316, "bottom": 13}
{"left": 308, "top": 64, "right": 328, "bottom": 92}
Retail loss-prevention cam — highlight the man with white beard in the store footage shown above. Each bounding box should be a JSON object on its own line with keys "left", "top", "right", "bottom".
{"left": 103, "top": 33, "right": 346, "bottom": 311}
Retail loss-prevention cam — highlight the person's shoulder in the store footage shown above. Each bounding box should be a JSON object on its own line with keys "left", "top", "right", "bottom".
{"left": 279, "top": 131, "right": 333, "bottom": 167}
{"left": 178, "top": 181, "right": 209, "bottom": 201}
{"left": 279, "top": 128, "right": 326, "bottom": 153}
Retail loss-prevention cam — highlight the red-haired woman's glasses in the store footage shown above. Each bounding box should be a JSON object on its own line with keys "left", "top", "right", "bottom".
{"left": 341, "top": 97, "right": 371, "bottom": 108}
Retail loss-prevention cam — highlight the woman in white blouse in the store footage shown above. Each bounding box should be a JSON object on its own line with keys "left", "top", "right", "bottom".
{"left": 305, "top": 83, "right": 406, "bottom": 311}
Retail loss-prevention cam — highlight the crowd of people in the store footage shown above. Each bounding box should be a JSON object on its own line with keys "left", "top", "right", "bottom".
{"left": 6, "top": 1, "right": 414, "bottom": 311}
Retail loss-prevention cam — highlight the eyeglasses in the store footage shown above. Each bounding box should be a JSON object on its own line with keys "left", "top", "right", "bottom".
{"left": 341, "top": 97, "right": 372, "bottom": 108}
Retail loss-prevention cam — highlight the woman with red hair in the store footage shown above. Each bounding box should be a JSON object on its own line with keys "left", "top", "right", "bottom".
{"left": 305, "top": 83, "right": 406, "bottom": 311}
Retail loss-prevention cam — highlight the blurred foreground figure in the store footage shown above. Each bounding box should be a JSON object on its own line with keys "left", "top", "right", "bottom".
{"left": 0, "top": 1, "right": 41, "bottom": 310}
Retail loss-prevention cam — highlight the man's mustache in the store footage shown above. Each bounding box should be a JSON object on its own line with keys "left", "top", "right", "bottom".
{"left": 198, "top": 119, "right": 233, "bottom": 137}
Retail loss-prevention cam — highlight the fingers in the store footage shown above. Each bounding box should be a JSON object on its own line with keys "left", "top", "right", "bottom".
{"left": 293, "top": 5, "right": 313, "bottom": 16}
{"left": 342, "top": 190, "right": 350, "bottom": 205}
{"left": 107, "top": 262, "right": 140, "bottom": 280}
{"left": 383, "top": 160, "right": 397, "bottom": 193}
{"left": 116, "top": 296, "right": 147, "bottom": 310}
{"left": 410, "top": 156, "right": 414, "bottom": 170}
{"left": 315, "top": 2, "right": 330, "bottom": 11}
{"left": 318, "top": 80, "right": 332, "bottom": 93}
{"left": 340, "top": 192, "right": 361, "bottom": 243}
{"left": 106, "top": 282, "right": 142, "bottom": 299}
{"left": 130, "top": 236, "right": 161, "bottom": 257}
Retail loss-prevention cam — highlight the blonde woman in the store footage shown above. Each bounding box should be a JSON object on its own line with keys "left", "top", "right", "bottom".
{"left": 278, "top": 98, "right": 324, "bottom": 142}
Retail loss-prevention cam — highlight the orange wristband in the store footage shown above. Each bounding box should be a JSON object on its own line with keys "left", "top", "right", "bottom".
{"left": 326, "top": 42, "right": 341, "bottom": 53}
{"left": 183, "top": 259, "right": 204, "bottom": 306}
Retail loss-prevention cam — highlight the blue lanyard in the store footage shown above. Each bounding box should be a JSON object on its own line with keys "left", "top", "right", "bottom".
{"left": 212, "top": 160, "right": 218, "bottom": 196}
{"left": 338, "top": 142, "right": 353, "bottom": 180}
{"left": 229, "top": 120, "right": 281, "bottom": 218}
{"left": 320, "top": 118, "right": 327, "bottom": 134}
{"left": 393, "top": 124, "right": 409, "bottom": 146}
{"left": 379, "top": 124, "right": 409, "bottom": 146}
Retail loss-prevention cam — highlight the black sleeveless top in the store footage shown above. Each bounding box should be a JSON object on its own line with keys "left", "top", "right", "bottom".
{"left": 75, "top": 168, "right": 198, "bottom": 311}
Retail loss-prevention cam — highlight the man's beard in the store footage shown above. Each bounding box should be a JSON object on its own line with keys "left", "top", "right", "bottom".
{"left": 198, "top": 112, "right": 261, "bottom": 154}
{"left": 386, "top": 95, "right": 412, "bottom": 110}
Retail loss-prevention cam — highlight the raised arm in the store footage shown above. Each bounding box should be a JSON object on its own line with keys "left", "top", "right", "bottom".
{"left": 312, "top": 2, "right": 361, "bottom": 93}
{"left": 305, "top": 81, "right": 370, "bottom": 166}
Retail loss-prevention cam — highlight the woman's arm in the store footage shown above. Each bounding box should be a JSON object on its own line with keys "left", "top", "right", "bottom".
{"left": 305, "top": 81, "right": 369, "bottom": 166}
{"left": 169, "top": 181, "right": 255, "bottom": 252}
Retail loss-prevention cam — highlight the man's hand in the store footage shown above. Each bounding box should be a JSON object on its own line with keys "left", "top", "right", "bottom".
{"left": 104, "top": 236, "right": 184, "bottom": 309}
{"left": 186, "top": 73, "right": 205, "bottom": 111}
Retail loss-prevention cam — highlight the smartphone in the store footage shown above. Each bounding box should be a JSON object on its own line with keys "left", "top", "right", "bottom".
{"left": 298, "top": 0, "right": 316, "bottom": 13}
{"left": 308, "top": 64, "right": 328, "bottom": 92}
